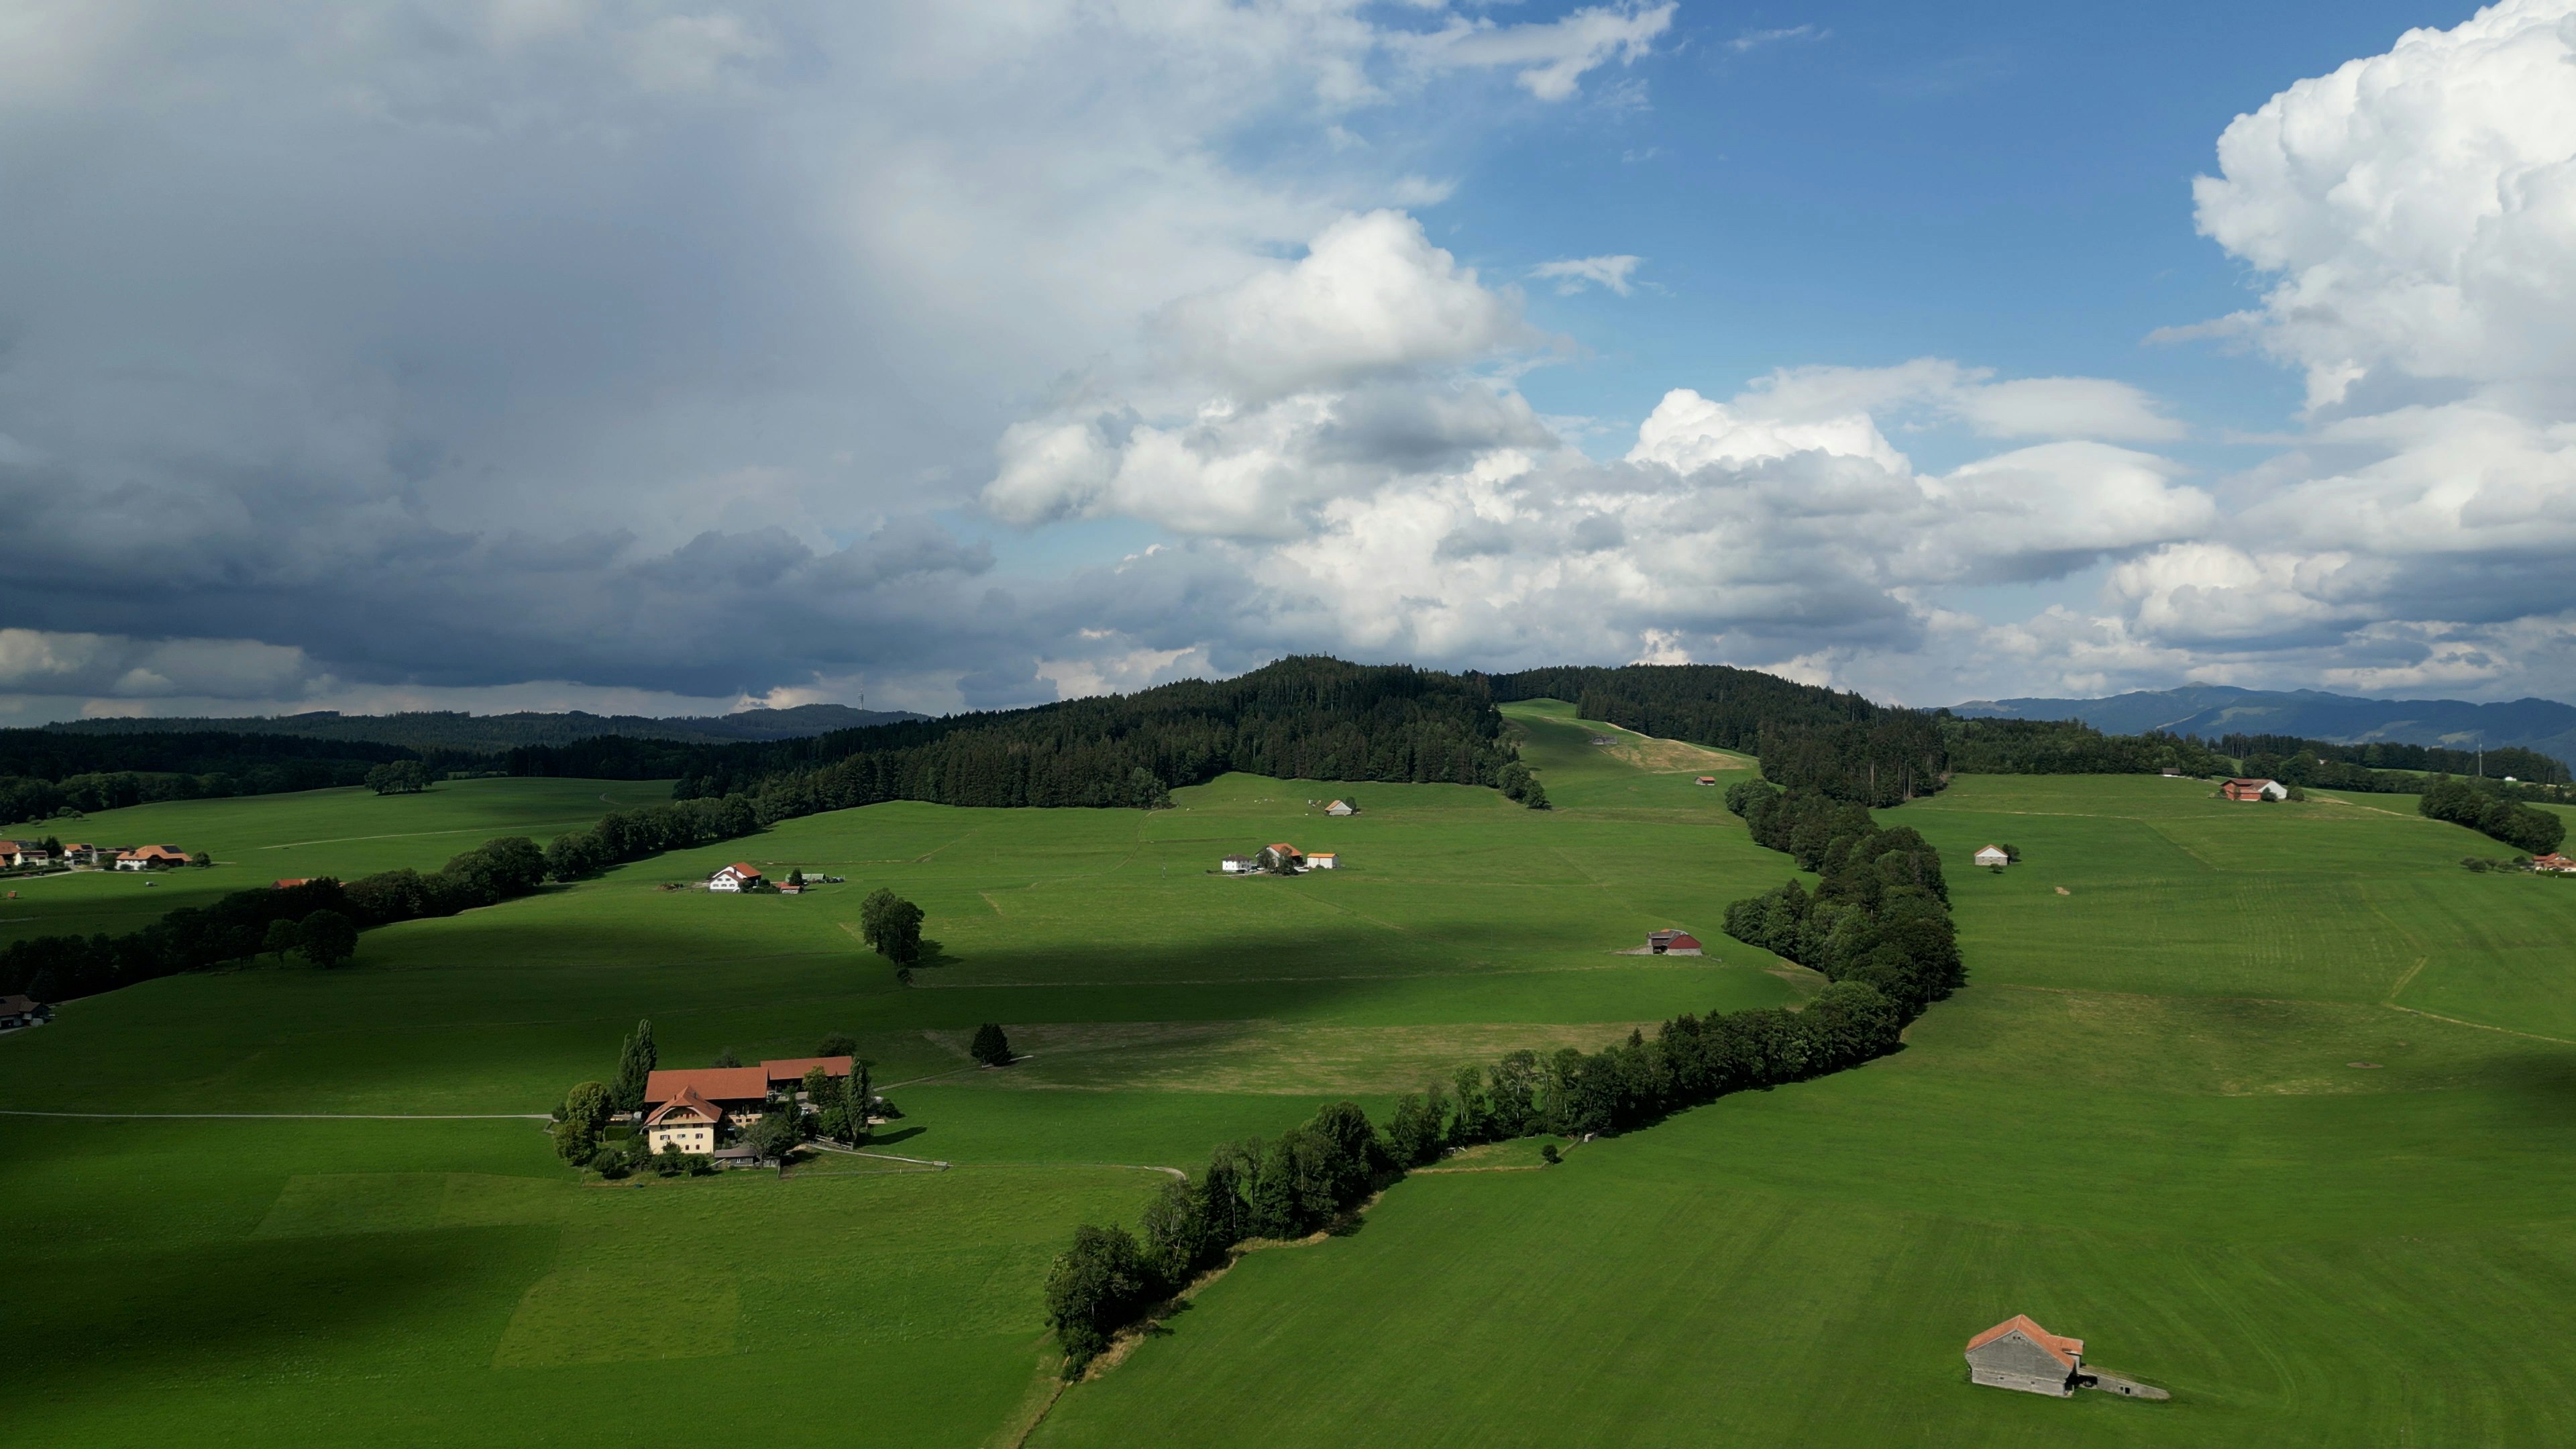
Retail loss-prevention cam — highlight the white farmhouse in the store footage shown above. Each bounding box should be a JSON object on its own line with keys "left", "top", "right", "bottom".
{"left": 708, "top": 863, "right": 763, "bottom": 892}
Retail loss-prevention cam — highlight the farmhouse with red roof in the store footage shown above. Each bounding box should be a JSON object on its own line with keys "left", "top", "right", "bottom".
{"left": 708, "top": 863, "right": 763, "bottom": 892}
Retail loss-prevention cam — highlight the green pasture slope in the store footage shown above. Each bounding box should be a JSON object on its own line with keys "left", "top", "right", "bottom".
{"left": 0, "top": 706, "right": 1795, "bottom": 1447}
{"left": 1, "top": 777, "right": 673, "bottom": 943}
{"left": 1033, "top": 754, "right": 2576, "bottom": 1445}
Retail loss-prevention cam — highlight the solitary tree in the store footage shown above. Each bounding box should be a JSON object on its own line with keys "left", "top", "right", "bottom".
{"left": 189, "top": 851, "right": 213, "bottom": 868}
{"left": 786, "top": 867, "right": 805, "bottom": 889}
{"left": 971, "top": 1022, "right": 1012, "bottom": 1067}
{"left": 814, "top": 1032, "right": 857, "bottom": 1057}
{"left": 859, "top": 888, "right": 925, "bottom": 965}
{"left": 297, "top": 910, "right": 358, "bottom": 969}
{"left": 611, "top": 1020, "right": 657, "bottom": 1114}
{"left": 712, "top": 1047, "right": 742, "bottom": 1068}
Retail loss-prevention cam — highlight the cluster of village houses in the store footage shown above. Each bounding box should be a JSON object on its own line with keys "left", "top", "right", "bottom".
{"left": 640, "top": 1055, "right": 858, "bottom": 1162}
{"left": 0, "top": 840, "right": 193, "bottom": 872}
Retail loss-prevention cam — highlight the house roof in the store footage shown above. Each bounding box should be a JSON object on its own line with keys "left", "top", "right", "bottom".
{"left": 122, "top": 845, "right": 189, "bottom": 859}
{"left": 2226, "top": 777, "right": 2279, "bottom": 788}
{"left": 1265, "top": 843, "right": 1301, "bottom": 855}
{"left": 275, "top": 878, "right": 312, "bottom": 889}
{"left": 1307, "top": 851, "right": 1337, "bottom": 859}
{"left": 645, "top": 1085, "right": 724, "bottom": 1126}
{"left": 1965, "top": 1316, "right": 2083, "bottom": 1368}
{"left": 645, "top": 1066, "right": 769, "bottom": 1104}
{"left": 1975, "top": 844, "right": 2008, "bottom": 855}
{"left": 0, "top": 994, "right": 39, "bottom": 1014}
{"left": 717, "top": 862, "right": 762, "bottom": 879}
{"left": 762, "top": 1055, "right": 854, "bottom": 1084}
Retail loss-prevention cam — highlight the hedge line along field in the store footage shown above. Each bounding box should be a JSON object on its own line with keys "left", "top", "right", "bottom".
{"left": 0, "top": 704, "right": 1798, "bottom": 1446}
{"left": 1030, "top": 766, "right": 2576, "bottom": 1447}
{"left": 0, "top": 777, "right": 673, "bottom": 943}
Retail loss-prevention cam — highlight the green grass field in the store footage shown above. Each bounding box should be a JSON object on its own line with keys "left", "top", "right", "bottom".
{"left": 7, "top": 708, "right": 2574, "bottom": 1446}
{"left": 1, "top": 778, "right": 674, "bottom": 943}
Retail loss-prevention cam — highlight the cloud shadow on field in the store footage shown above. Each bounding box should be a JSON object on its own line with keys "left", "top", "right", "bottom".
{"left": 3, "top": 1224, "right": 559, "bottom": 1396}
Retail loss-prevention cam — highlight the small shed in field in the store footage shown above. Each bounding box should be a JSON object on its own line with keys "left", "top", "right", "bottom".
{"left": 1966, "top": 1316, "right": 2084, "bottom": 1396}
{"left": 1646, "top": 929, "right": 1702, "bottom": 955}
{"left": 2221, "top": 777, "right": 2288, "bottom": 801}
{"left": 1220, "top": 855, "right": 1256, "bottom": 873}
{"left": 1306, "top": 852, "right": 1338, "bottom": 869}
{"left": 1325, "top": 799, "right": 1356, "bottom": 816}
{"left": 1974, "top": 845, "right": 2010, "bottom": 868}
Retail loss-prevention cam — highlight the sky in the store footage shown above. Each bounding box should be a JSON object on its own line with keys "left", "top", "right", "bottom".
{"left": 3, "top": 0, "right": 2573, "bottom": 723}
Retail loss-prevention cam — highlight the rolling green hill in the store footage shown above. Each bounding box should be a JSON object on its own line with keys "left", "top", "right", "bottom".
{"left": 5, "top": 703, "right": 2573, "bottom": 1446}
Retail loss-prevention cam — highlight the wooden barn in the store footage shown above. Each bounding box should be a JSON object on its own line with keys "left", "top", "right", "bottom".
{"left": 2221, "top": 777, "right": 2288, "bottom": 801}
{"left": 1646, "top": 929, "right": 1702, "bottom": 955}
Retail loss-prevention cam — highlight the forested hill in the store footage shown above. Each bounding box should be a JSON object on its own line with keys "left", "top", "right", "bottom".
{"left": 1951, "top": 684, "right": 2576, "bottom": 770}
{"left": 0, "top": 729, "right": 448, "bottom": 824}
{"left": 48, "top": 702, "right": 928, "bottom": 754}
{"left": 1484, "top": 664, "right": 1945, "bottom": 807}
{"left": 511, "top": 657, "right": 1515, "bottom": 816}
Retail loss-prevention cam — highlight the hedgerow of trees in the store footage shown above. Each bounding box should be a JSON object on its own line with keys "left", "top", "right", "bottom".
{"left": 1718, "top": 781, "right": 1965, "bottom": 1017}
{"left": 2419, "top": 775, "right": 2567, "bottom": 855}
{"left": 0, "top": 836, "right": 551, "bottom": 1001}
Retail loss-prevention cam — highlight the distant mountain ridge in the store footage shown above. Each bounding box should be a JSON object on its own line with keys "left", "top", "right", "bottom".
{"left": 1949, "top": 685, "right": 2576, "bottom": 767}
{"left": 46, "top": 702, "right": 928, "bottom": 754}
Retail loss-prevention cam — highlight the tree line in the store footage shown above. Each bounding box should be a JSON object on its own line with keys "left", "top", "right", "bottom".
{"left": 1045, "top": 993, "right": 1911, "bottom": 1375}
{"left": 1042, "top": 777, "right": 1938, "bottom": 1375}
{"left": 0, "top": 837, "right": 551, "bottom": 1002}
{"left": 1717, "top": 781, "right": 1967, "bottom": 1017}
{"left": 2418, "top": 776, "right": 2567, "bottom": 855}
{"left": 1938, "top": 718, "right": 2235, "bottom": 777}
{"left": 0, "top": 727, "right": 480, "bottom": 826}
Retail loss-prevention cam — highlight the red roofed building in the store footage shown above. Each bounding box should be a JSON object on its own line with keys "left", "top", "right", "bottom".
{"left": 709, "top": 863, "right": 763, "bottom": 892}
{"left": 2532, "top": 853, "right": 2576, "bottom": 873}
{"left": 1965, "top": 1316, "right": 2085, "bottom": 1396}
{"left": 761, "top": 1056, "right": 854, "bottom": 1090}
{"left": 1257, "top": 843, "right": 1303, "bottom": 873}
{"left": 116, "top": 845, "right": 190, "bottom": 871}
{"left": 274, "top": 878, "right": 312, "bottom": 890}
{"left": 644, "top": 1085, "right": 724, "bottom": 1155}
{"left": 645, "top": 1065, "right": 770, "bottom": 1118}
{"left": 1647, "top": 929, "right": 1703, "bottom": 955}
{"left": 2221, "top": 777, "right": 2288, "bottom": 802}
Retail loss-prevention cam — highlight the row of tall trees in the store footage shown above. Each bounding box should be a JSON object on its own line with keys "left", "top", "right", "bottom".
{"left": 0, "top": 729, "right": 476, "bottom": 824}
{"left": 0, "top": 837, "right": 550, "bottom": 1002}
{"left": 1043, "top": 977, "right": 1911, "bottom": 1373}
{"left": 539, "top": 796, "right": 763, "bottom": 881}
{"left": 2419, "top": 776, "right": 2567, "bottom": 855}
{"left": 1719, "top": 782, "right": 1965, "bottom": 1018}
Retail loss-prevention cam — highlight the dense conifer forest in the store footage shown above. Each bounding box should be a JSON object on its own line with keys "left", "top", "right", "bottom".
{"left": 512, "top": 658, "right": 1517, "bottom": 819}
{"left": 0, "top": 729, "right": 455, "bottom": 823}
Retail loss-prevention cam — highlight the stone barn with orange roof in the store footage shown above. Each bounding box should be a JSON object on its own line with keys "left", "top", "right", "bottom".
{"left": 1964, "top": 1315, "right": 2085, "bottom": 1395}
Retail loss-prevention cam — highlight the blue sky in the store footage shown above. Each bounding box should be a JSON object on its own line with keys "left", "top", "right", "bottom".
{"left": 0, "top": 0, "right": 2569, "bottom": 720}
